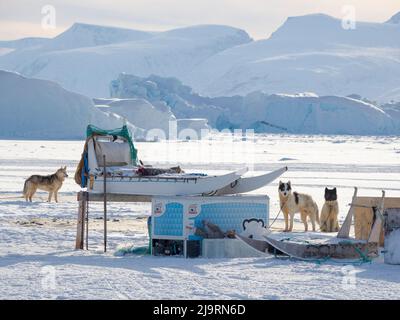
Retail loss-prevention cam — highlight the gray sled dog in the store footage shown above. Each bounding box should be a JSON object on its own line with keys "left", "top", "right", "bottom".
{"left": 320, "top": 187, "right": 339, "bottom": 232}
{"left": 278, "top": 181, "right": 319, "bottom": 232}
{"left": 23, "top": 166, "right": 68, "bottom": 202}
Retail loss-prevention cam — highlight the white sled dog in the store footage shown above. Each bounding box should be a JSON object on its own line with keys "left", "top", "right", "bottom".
{"left": 278, "top": 181, "right": 319, "bottom": 232}
{"left": 23, "top": 166, "right": 68, "bottom": 202}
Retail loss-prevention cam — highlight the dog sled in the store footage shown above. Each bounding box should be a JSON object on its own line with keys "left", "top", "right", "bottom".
{"left": 236, "top": 188, "right": 383, "bottom": 261}
{"left": 89, "top": 167, "right": 248, "bottom": 196}
{"left": 75, "top": 125, "right": 286, "bottom": 196}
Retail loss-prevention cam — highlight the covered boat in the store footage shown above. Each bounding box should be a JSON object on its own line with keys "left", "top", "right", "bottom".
{"left": 75, "top": 125, "right": 286, "bottom": 196}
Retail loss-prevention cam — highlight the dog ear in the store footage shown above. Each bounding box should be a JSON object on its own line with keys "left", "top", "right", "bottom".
{"left": 279, "top": 180, "right": 283, "bottom": 186}
{"left": 64, "top": 166, "right": 67, "bottom": 170}
{"left": 325, "top": 187, "right": 328, "bottom": 192}
{"left": 287, "top": 181, "right": 291, "bottom": 187}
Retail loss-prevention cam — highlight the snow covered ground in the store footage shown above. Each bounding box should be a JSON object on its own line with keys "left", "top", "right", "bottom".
{"left": 1, "top": 134, "right": 400, "bottom": 299}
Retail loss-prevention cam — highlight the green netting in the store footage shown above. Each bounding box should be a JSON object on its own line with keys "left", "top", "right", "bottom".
{"left": 86, "top": 124, "right": 138, "bottom": 165}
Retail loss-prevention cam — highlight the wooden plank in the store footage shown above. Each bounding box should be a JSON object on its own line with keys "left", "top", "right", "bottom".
{"left": 368, "top": 191, "right": 385, "bottom": 243}
{"left": 103, "top": 155, "right": 107, "bottom": 253}
{"left": 79, "top": 192, "right": 152, "bottom": 203}
{"left": 75, "top": 192, "right": 86, "bottom": 250}
{"left": 85, "top": 197, "right": 89, "bottom": 250}
{"left": 353, "top": 197, "right": 400, "bottom": 208}
{"left": 354, "top": 207, "right": 373, "bottom": 240}
{"left": 337, "top": 187, "right": 357, "bottom": 239}
{"left": 264, "top": 235, "right": 378, "bottom": 260}
{"left": 353, "top": 195, "right": 400, "bottom": 245}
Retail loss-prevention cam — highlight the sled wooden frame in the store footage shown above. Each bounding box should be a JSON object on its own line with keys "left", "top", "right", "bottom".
{"left": 350, "top": 194, "right": 400, "bottom": 245}
{"left": 337, "top": 187, "right": 385, "bottom": 242}
{"left": 238, "top": 187, "right": 385, "bottom": 260}
{"left": 273, "top": 187, "right": 384, "bottom": 260}
{"left": 75, "top": 167, "right": 287, "bottom": 250}
{"left": 75, "top": 191, "right": 152, "bottom": 250}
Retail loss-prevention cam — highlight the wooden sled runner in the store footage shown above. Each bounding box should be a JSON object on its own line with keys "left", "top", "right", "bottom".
{"left": 262, "top": 236, "right": 378, "bottom": 260}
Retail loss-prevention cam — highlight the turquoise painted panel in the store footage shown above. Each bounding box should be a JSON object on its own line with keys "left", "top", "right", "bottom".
{"left": 153, "top": 202, "right": 183, "bottom": 237}
{"left": 188, "top": 202, "right": 268, "bottom": 240}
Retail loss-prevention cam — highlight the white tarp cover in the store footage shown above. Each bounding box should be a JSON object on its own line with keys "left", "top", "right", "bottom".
{"left": 94, "top": 140, "right": 131, "bottom": 167}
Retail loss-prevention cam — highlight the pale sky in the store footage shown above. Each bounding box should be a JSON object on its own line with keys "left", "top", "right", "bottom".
{"left": 1, "top": 0, "right": 400, "bottom": 40}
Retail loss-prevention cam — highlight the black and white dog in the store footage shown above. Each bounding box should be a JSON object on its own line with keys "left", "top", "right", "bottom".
{"left": 278, "top": 181, "right": 319, "bottom": 232}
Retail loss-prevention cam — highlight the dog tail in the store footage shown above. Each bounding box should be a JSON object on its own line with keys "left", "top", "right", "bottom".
{"left": 22, "top": 179, "right": 28, "bottom": 196}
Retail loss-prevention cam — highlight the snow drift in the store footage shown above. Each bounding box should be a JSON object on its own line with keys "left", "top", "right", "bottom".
{"left": 0, "top": 70, "right": 142, "bottom": 139}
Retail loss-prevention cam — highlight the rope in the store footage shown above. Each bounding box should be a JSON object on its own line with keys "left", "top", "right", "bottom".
{"left": 267, "top": 198, "right": 288, "bottom": 229}
{"left": 336, "top": 240, "right": 374, "bottom": 264}
{"left": 347, "top": 203, "right": 375, "bottom": 208}
{"left": 347, "top": 203, "right": 385, "bottom": 222}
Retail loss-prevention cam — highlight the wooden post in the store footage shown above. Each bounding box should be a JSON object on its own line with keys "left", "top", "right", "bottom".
{"left": 75, "top": 191, "right": 87, "bottom": 250}
{"left": 85, "top": 193, "right": 89, "bottom": 250}
{"left": 103, "top": 155, "right": 107, "bottom": 253}
{"left": 354, "top": 206, "right": 374, "bottom": 240}
{"left": 351, "top": 195, "right": 400, "bottom": 246}
{"left": 337, "top": 187, "right": 357, "bottom": 238}
{"left": 368, "top": 190, "right": 385, "bottom": 243}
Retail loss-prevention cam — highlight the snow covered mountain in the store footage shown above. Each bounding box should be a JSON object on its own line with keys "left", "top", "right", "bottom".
{"left": 186, "top": 13, "right": 400, "bottom": 102}
{"left": 110, "top": 73, "right": 399, "bottom": 135}
{"left": 0, "top": 37, "right": 50, "bottom": 50}
{"left": 2, "top": 13, "right": 400, "bottom": 137}
{"left": 2, "top": 13, "right": 400, "bottom": 102}
{"left": 0, "top": 70, "right": 142, "bottom": 139}
{"left": 386, "top": 11, "right": 400, "bottom": 24}
{"left": 0, "top": 24, "right": 252, "bottom": 98}
{"left": 43, "top": 23, "right": 153, "bottom": 51}
{"left": 0, "top": 68, "right": 397, "bottom": 139}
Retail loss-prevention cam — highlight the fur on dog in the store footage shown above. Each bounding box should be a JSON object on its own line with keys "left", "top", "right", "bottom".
{"left": 320, "top": 187, "right": 340, "bottom": 232}
{"left": 136, "top": 166, "right": 184, "bottom": 176}
{"left": 23, "top": 166, "right": 68, "bottom": 202}
{"left": 278, "top": 181, "right": 319, "bottom": 232}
